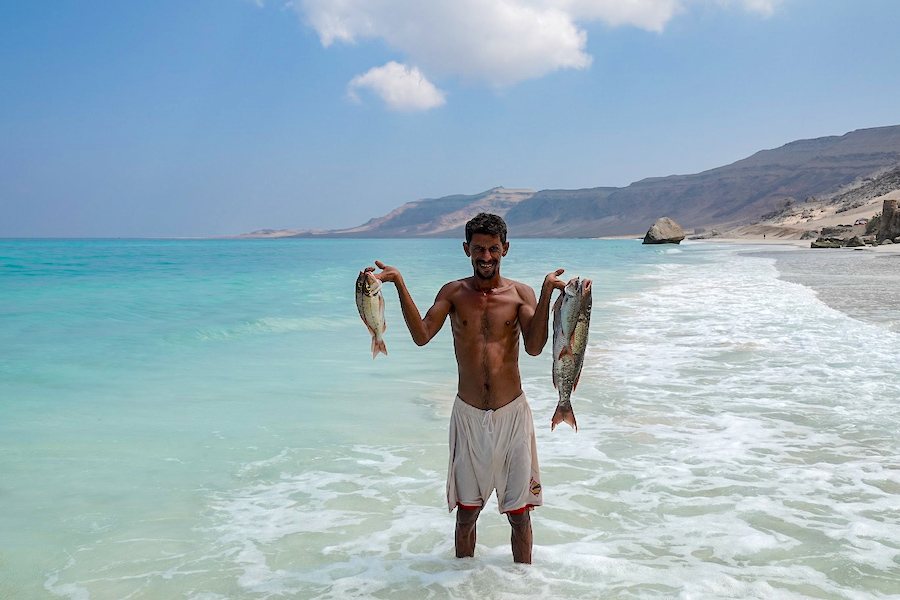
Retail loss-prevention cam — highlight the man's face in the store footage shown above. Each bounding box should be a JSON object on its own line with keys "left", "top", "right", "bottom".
{"left": 464, "top": 233, "right": 509, "bottom": 280}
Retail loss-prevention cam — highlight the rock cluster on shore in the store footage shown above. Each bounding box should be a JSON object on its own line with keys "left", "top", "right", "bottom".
{"left": 811, "top": 234, "right": 882, "bottom": 248}
{"left": 811, "top": 197, "right": 900, "bottom": 248}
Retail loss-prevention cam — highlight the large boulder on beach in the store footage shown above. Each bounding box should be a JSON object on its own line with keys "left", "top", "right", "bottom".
{"left": 877, "top": 198, "right": 900, "bottom": 242}
{"left": 643, "top": 217, "right": 685, "bottom": 244}
{"left": 846, "top": 236, "right": 866, "bottom": 247}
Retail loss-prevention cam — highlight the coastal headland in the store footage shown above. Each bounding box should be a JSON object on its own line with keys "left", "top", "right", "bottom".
{"left": 235, "top": 125, "right": 900, "bottom": 244}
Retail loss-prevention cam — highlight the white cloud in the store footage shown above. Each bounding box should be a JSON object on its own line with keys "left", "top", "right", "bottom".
{"left": 348, "top": 62, "right": 447, "bottom": 111}
{"left": 548, "top": 0, "right": 683, "bottom": 32}
{"left": 298, "top": 0, "right": 591, "bottom": 87}
{"left": 548, "top": 0, "right": 781, "bottom": 31}
{"left": 292, "top": 0, "right": 784, "bottom": 105}
{"left": 725, "top": 0, "right": 782, "bottom": 16}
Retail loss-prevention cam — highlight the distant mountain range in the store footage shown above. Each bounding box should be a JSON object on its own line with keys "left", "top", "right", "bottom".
{"left": 243, "top": 125, "right": 900, "bottom": 239}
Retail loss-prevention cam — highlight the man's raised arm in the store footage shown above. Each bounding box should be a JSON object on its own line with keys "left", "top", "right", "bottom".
{"left": 369, "top": 260, "right": 452, "bottom": 346}
{"left": 520, "top": 269, "right": 566, "bottom": 356}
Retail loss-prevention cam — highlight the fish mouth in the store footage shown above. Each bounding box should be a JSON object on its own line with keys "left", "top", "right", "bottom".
{"left": 583, "top": 279, "right": 592, "bottom": 293}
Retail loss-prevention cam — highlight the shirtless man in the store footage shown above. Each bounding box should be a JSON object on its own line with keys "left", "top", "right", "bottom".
{"left": 367, "top": 213, "right": 564, "bottom": 564}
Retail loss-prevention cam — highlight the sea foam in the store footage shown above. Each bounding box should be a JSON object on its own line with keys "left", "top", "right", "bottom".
{"left": 2, "top": 239, "right": 897, "bottom": 599}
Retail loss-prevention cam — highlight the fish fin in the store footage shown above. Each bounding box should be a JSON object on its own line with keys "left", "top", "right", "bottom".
{"left": 558, "top": 346, "right": 574, "bottom": 360}
{"left": 371, "top": 337, "right": 388, "bottom": 359}
{"left": 551, "top": 403, "right": 577, "bottom": 432}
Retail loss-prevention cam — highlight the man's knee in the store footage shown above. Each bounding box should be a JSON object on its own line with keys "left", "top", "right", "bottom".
{"left": 456, "top": 505, "right": 482, "bottom": 525}
{"left": 506, "top": 509, "right": 531, "bottom": 529}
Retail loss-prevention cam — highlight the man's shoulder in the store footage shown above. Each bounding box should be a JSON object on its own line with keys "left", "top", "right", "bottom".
{"left": 438, "top": 278, "right": 469, "bottom": 295}
{"left": 503, "top": 277, "right": 528, "bottom": 287}
{"left": 507, "top": 278, "right": 535, "bottom": 294}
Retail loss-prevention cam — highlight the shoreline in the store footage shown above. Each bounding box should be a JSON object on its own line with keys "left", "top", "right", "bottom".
{"left": 691, "top": 237, "right": 900, "bottom": 254}
{"left": 691, "top": 238, "right": 900, "bottom": 334}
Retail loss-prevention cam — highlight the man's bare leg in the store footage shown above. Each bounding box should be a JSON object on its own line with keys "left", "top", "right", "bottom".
{"left": 507, "top": 510, "right": 533, "bottom": 564}
{"left": 455, "top": 505, "right": 482, "bottom": 557}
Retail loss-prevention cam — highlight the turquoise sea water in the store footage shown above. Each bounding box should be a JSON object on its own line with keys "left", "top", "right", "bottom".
{"left": 1, "top": 238, "right": 899, "bottom": 599}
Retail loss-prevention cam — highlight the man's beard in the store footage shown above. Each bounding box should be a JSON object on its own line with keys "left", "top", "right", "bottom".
{"left": 475, "top": 262, "right": 498, "bottom": 280}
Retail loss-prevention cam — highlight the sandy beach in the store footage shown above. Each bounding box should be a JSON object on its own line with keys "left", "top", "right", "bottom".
{"left": 694, "top": 189, "right": 900, "bottom": 248}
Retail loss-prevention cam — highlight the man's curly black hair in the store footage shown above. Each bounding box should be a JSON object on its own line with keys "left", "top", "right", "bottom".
{"left": 465, "top": 213, "right": 507, "bottom": 245}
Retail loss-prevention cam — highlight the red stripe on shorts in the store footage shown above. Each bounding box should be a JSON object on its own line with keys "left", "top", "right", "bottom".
{"left": 504, "top": 504, "right": 535, "bottom": 514}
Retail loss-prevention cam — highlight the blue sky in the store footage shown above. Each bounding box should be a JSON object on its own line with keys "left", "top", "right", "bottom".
{"left": 2, "top": 0, "right": 899, "bottom": 237}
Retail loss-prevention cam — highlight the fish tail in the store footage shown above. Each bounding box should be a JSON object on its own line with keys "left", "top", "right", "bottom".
{"left": 371, "top": 336, "right": 388, "bottom": 359}
{"left": 551, "top": 401, "right": 577, "bottom": 432}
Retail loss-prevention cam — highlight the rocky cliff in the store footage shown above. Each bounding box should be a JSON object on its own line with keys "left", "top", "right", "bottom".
{"left": 504, "top": 125, "right": 900, "bottom": 237}
{"left": 249, "top": 125, "right": 900, "bottom": 239}
{"left": 878, "top": 198, "right": 900, "bottom": 242}
{"left": 330, "top": 187, "right": 535, "bottom": 238}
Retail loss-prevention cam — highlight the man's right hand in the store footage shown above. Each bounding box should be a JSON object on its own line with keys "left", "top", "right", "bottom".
{"left": 368, "top": 260, "right": 402, "bottom": 284}
{"left": 366, "top": 260, "right": 448, "bottom": 346}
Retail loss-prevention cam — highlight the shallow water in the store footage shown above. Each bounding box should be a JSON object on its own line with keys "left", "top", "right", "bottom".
{"left": 751, "top": 245, "right": 900, "bottom": 333}
{"left": 1, "top": 239, "right": 898, "bottom": 599}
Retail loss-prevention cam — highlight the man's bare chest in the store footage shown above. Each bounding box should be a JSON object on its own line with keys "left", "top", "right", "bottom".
{"left": 451, "top": 296, "right": 521, "bottom": 341}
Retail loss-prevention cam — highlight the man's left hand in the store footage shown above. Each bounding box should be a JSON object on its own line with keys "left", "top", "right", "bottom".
{"left": 543, "top": 269, "right": 566, "bottom": 292}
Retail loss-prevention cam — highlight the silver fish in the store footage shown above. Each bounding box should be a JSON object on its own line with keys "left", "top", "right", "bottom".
{"left": 551, "top": 277, "right": 592, "bottom": 431}
{"left": 356, "top": 270, "right": 387, "bottom": 358}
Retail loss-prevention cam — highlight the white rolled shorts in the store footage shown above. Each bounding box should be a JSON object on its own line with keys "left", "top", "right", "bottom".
{"left": 446, "top": 393, "right": 543, "bottom": 514}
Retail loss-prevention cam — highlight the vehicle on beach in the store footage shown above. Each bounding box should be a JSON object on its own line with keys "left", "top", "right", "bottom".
{"left": 855, "top": 218, "right": 869, "bottom": 226}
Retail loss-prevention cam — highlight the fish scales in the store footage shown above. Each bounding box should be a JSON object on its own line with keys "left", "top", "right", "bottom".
{"left": 355, "top": 271, "right": 388, "bottom": 358}
{"left": 551, "top": 277, "right": 592, "bottom": 431}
